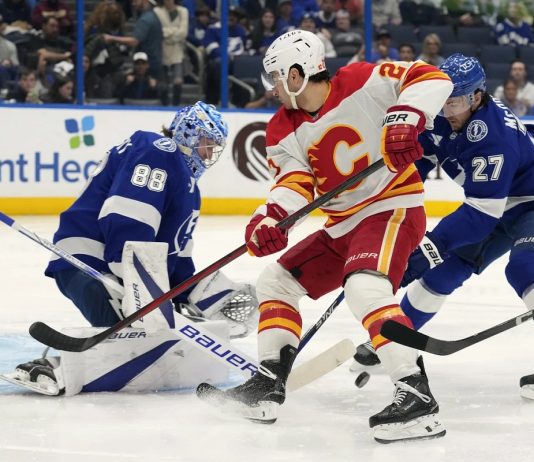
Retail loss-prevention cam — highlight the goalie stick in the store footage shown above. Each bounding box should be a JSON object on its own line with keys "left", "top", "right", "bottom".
{"left": 0, "top": 211, "right": 124, "bottom": 295}
{"left": 380, "top": 309, "right": 534, "bottom": 356}
{"left": 29, "top": 159, "right": 385, "bottom": 352}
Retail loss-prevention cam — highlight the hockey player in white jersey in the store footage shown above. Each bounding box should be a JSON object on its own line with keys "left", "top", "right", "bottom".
{"left": 196, "top": 29, "right": 453, "bottom": 443}
{"left": 1, "top": 101, "right": 259, "bottom": 396}
{"left": 351, "top": 54, "right": 534, "bottom": 400}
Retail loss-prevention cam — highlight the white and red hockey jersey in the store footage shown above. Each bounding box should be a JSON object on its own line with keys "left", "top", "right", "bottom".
{"left": 262, "top": 60, "right": 453, "bottom": 238}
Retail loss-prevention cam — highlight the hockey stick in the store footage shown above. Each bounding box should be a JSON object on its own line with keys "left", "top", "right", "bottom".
{"left": 380, "top": 309, "right": 534, "bottom": 356}
{"left": 29, "top": 159, "right": 385, "bottom": 352}
{"left": 0, "top": 211, "right": 124, "bottom": 295}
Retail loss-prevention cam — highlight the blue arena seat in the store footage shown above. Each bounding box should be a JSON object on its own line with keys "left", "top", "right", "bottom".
{"left": 456, "top": 27, "right": 495, "bottom": 46}
{"left": 479, "top": 44, "right": 517, "bottom": 65}
{"left": 418, "top": 25, "right": 457, "bottom": 43}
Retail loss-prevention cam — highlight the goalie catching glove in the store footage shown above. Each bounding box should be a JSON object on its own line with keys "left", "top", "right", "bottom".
{"left": 401, "top": 232, "right": 447, "bottom": 288}
{"left": 177, "top": 270, "right": 259, "bottom": 339}
{"left": 381, "top": 105, "right": 426, "bottom": 172}
{"left": 245, "top": 203, "right": 289, "bottom": 257}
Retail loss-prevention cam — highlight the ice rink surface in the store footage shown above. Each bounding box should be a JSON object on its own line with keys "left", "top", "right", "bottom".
{"left": 1, "top": 215, "right": 533, "bottom": 462}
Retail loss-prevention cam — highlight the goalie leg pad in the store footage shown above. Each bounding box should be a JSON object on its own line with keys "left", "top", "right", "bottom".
{"left": 121, "top": 241, "right": 173, "bottom": 330}
{"left": 56, "top": 321, "right": 230, "bottom": 396}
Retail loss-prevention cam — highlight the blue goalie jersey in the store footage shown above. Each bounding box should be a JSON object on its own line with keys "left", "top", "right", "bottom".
{"left": 417, "top": 97, "right": 534, "bottom": 252}
{"left": 45, "top": 130, "right": 200, "bottom": 298}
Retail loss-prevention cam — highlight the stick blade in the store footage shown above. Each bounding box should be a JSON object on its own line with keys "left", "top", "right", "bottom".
{"left": 29, "top": 322, "right": 105, "bottom": 352}
{"left": 380, "top": 321, "right": 431, "bottom": 351}
{"left": 287, "top": 338, "right": 356, "bottom": 392}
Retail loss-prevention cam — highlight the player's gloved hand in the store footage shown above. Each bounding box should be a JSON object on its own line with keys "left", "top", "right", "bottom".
{"left": 401, "top": 232, "right": 447, "bottom": 287}
{"left": 381, "top": 105, "right": 426, "bottom": 172}
{"left": 245, "top": 203, "right": 288, "bottom": 257}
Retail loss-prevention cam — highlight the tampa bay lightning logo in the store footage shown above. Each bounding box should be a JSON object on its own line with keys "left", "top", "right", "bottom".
{"left": 466, "top": 120, "right": 488, "bottom": 142}
{"left": 171, "top": 210, "right": 200, "bottom": 256}
{"left": 153, "top": 138, "right": 177, "bottom": 152}
{"left": 459, "top": 59, "right": 476, "bottom": 74}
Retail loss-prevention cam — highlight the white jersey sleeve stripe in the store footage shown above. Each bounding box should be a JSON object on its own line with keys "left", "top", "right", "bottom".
{"left": 465, "top": 196, "right": 507, "bottom": 219}
{"left": 50, "top": 237, "right": 105, "bottom": 262}
{"left": 98, "top": 196, "right": 162, "bottom": 234}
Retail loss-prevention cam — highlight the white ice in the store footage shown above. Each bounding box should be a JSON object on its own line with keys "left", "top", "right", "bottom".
{"left": 1, "top": 215, "right": 533, "bottom": 462}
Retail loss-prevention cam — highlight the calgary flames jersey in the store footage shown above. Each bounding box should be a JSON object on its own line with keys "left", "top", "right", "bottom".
{"left": 263, "top": 60, "right": 453, "bottom": 238}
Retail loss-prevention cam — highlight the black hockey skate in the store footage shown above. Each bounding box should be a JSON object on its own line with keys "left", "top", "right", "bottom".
{"left": 197, "top": 345, "right": 297, "bottom": 424}
{"left": 520, "top": 374, "right": 534, "bottom": 400}
{"left": 369, "top": 357, "right": 445, "bottom": 443}
{"left": 349, "top": 340, "right": 381, "bottom": 380}
{"left": 0, "top": 357, "right": 64, "bottom": 396}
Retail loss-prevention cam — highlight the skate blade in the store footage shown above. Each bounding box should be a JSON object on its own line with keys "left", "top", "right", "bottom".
{"left": 196, "top": 383, "right": 279, "bottom": 424}
{"left": 0, "top": 372, "right": 60, "bottom": 396}
{"left": 373, "top": 413, "right": 446, "bottom": 444}
{"left": 520, "top": 385, "right": 534, "bottom": 400}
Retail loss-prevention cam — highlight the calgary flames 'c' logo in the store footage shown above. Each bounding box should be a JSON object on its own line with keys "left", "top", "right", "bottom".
{"left": 308, "top": 125, "right": 370, "bottom": 195}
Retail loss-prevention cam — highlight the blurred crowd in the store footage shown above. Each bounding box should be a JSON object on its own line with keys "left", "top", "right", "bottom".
{"left": 0, "top": 0, "right": 533, "bottom": 116}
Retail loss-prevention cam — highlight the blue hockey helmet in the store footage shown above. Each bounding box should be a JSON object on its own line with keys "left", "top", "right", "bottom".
{"left": 439, "top": 53, "right": 486, "bottom": 98}
{"left": 170, "top": 101, "right": 228, "bottom": 179}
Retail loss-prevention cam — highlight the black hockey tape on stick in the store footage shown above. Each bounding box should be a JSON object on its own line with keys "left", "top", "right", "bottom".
{"left": 380, "top": 309, "right": 534, "bottom": 355}
{"left": 30, "top": 159, "right": 385, "bottom": 352}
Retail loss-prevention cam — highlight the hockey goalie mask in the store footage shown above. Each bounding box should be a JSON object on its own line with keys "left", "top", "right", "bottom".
{"left": 262, "top": 29, "right": 326, "bottom": 109}
{"left": 170, "top": 101, "right": 228, "bottom": 179}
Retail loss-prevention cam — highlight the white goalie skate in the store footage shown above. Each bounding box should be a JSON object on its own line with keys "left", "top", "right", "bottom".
{"left": 0, "top": 356, "right": 64, "bottom": 396}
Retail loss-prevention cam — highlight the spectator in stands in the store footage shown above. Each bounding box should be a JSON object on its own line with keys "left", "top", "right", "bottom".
{"left": 276, "top": 0, "right": 297, "bottom": 34}
{"left": 299, "top": 13, "right": 337, "bottom": 58}
{"left": 372, "top": 0, "right": 402, "bottom": 28}
{"left": 499, "top": 77, "right": 530, "bottom": 116}
{"left": 417, "top": 32, "right": 445, "bottom": 66}
{"left": 291, "top": 0, "right": 320, "bottom": 25}
{"left": 187, "top": 6, "right": 212, "bottom": 47}
{"left": 335, "top": 0, "right": 363, "bottom": 24}
{"left": 247, "top": 8, "right": 279, "bottom": 56}
{"left": 493, "top": 59, "right": 534, "bottom": 108}
{"left": 0, "top": 14, "right": 19, "bottom": 87}
{"left": 41, "top": 73, "right": 73, "bottom": 103}
{"left": 83, "top": 54, "right": 113, "bottom": 100}
{"left": 242, "top": 0, "right": 279, "bottom": 22}
{"left": 84, "top": 1, "right": 129, "bottom": 100}
{"left": 120, "top": 51, "right": 161, "bottom": 103}
{"left": 330, "top": 9, "right": 362, "bottom": 58}
{"left": 0, "top": 0, "right": 32, "bottom": 27}
{"left": 442, "top": 0, "right": 486, "bottom": 27}
{"left": 400, "top": 0, "right": 442, "bottom": 27}
{"left": 103, "top": 0, "right": 164, "bottom": 80}
{"left": 314, "top": 0, "right": 337, "bottom": 30}
{"left": 366, "top": 28, "right": 399, "bottom": 63}
{"left": 153, "top": 0, "right": 188, "bottom": 106}
{"left": 18, "top": 16, "right": 73, "bottom": 88}
{"left": 203, "top": 6, "right": 247, "bottom": 104}
{"left": 4, "top": 67, "right": 42, "bottom": 102}
{"left": 244, "top": 88, "right": 280, "bottom": 109}
{"left": 31, "top": 0, "right": 74, "bottom": 37}
{"left": 495, "top": 1, "right": 533, "bottom": 46}
{"left": 398, "top": 42, "right": 416, "bottom": 61}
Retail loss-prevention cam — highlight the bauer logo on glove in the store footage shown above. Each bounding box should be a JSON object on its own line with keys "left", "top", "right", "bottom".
{"left": 380, "top": 105, "right": 426, "bottom": 173}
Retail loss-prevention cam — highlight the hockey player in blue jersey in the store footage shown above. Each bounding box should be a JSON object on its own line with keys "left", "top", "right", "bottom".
{"left": 1, "top": 101, "right": 259, "bottom": 396}
{"left": 350, "top": 54, "right": 534, "bottom": 400}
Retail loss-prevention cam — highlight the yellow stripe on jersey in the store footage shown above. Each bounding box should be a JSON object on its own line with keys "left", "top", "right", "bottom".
{"left": 271, "top": 172, "right": 315, "bottom": 203}
{"left": 378, "top": 208, "right": 406, "bottom": 274}
{"left": 363, "top": 306, "right": 405, "bottom": 330}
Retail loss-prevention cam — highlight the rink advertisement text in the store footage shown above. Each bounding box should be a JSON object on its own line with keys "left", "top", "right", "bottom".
{"left": 0, "top": 152, "right": 98, "bottom": 183}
